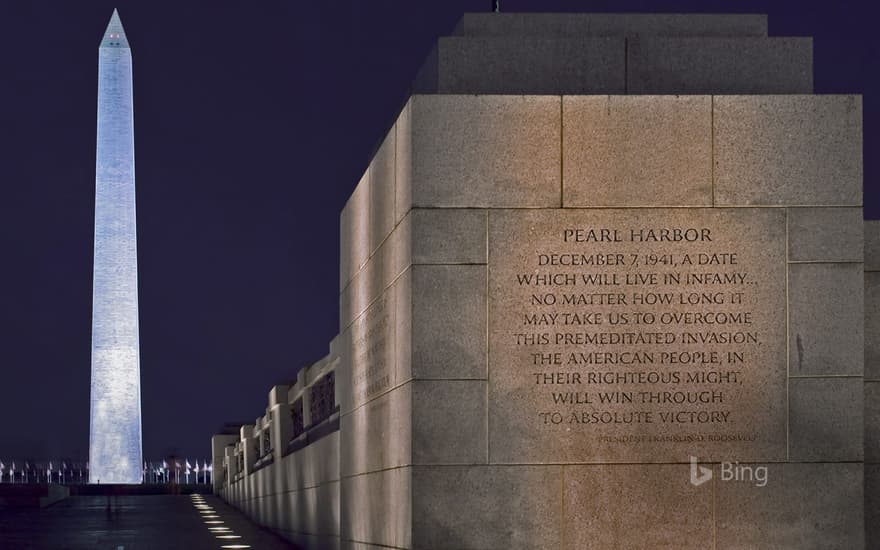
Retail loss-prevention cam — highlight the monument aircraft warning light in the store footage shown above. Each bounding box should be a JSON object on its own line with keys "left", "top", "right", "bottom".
{"left": 89, "top": 8, "right": 143, "bottom": 484}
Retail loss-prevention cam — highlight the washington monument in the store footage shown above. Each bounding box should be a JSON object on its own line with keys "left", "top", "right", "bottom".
{"left": 89, "top": 9, "right": 143, "bottom": 484}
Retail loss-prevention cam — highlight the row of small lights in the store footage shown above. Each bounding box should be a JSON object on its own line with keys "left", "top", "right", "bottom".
{"left": 191, "top": 493, "right": 251, "bottom": 549}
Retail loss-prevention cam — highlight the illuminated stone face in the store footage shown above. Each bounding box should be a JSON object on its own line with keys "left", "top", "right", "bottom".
{"left": 89, "top": 9, "right": 143, "bottom": 484}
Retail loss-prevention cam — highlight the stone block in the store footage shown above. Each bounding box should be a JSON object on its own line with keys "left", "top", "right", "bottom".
{"left": 788, "top": 207, "right": 864, "bottom": 262}
{"left": 411, "top": 465, "right": 561, "bottom": 549}
{"left": 436, "top": 37, "right": 624, "bottom": 94}
{"left": 410, "top": 95, "right": 561, "bottom": 208}
{"left": 868, "top": 465, "right": 880, "bottom": 547}
{"left": 563, "top": 464, "right": 712, "bottom": 550}
{"left": 412, "top": 381, "right": 487, "bottom": 464}
{"left": 412, "top": 265, "right": 487, "bottom": 379}
{"left": 268, "top": 384, "right": 288, "bottom": 407}
{"left": 489, "top": 208, "right": 787, "bottom": 463}
{"left": 562, "top": 95, "right": 712, "bottom": 207}
{"left": 867, "top": 382, "right": 880, "bottom": 463}
{"left": 716, "top": 463, "right": 863, "bottom": 549}
{"left": 281, "top": 482, "right": 340, "bottom": 536}
{"left": 452, "top": 13, "right": 768, "bottom": 37}
{"left": 789, "top": 263, "right": 863, "bottom": 375}
{"left": 394, "top": 268, "right": 412, "bottom": 385}
{"left": 340, "top": 214, "right": 411, "bottom": 330}
{"left": 338, "top": 267, "right": 355, "bottom": 332}
{"left": 340, "top": 169, "right": 371, "bottom": 290}
{"left": 340, "top": 468, "right": 411, "bottom": 548}
{"left": 369, "top": 127, "right": 395, "bottom": 254}
{"left": 628, "top": 37, "right": 812, "bottom": 94}
{"left": 411, "top": 208, "right": 487, "bottom": 265}
{"left": 789, "top": 377, "right": 863, "bottom": 461}
{"left": 867, "top": 272, "right": 880, "bottom": 380}
{"left": 339, "top": 290, "right": 397, "bottom": 414}
{"left": 340, "top": 383, "right": 411, "bottom": 477}
{"left": 356, "top": 234, "right": 393, "bottom": 327}
{"left": 281, "top": 431, "right": 340, "bottom": 491}
{"left": 867, "top": 220, "right": 880, "bottom": 271}
{"left": 714, "top": 95, "right": 862, "bottom": 206}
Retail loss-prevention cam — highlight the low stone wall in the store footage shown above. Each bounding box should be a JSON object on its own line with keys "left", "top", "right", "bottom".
{"left": 213, "top": 341, "right": 341, "bottom": 548}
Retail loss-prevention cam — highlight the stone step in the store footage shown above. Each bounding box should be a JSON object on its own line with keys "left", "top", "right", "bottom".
{"left": 415, "top": 36, "right": 812, "bottom": 95}
{"left": 452, "top": 12, "right": 768, "bottom": 38}
{"left": 628, "top": 36, "right": 812, "bottom": 94}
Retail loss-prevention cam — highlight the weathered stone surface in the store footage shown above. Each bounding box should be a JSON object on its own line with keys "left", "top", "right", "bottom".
{"left": 411, "top": 465, "right": 561, "bottom": 549}
{"left": 452, "top": 13, "right": 768, "bottom": 37}
{"left": 339, "top": 291, "right": 397, "bottom": 414}
{"left": 340, "top": 217, "right": 410, "bottom": 330}
{"left": 489, "top": 208, "right": 787, "bottom": 463}
{"left": 410, "top": 95, "right": 560, "bottom": 208}
{"left": 867, "top": 272, "right": 880, "bottom": 380}
{"left": 394, "top": 268, "right": 413, "bottom": 385}
{"left": 394, "top": 99, "right": 412, "bottom": 224}
{"left": 340, "top": 244, "right": 381, "bottom": 331}
{"left": 867, "top": 220, "right": 880, "bottom": 272}
{"left": 562, "top": 96, "right": 712, "bottom": 207}
{"left": 340, "top": 384, "right": 411, "bottom": 477}
{"left": 788, "top": 207, "right": 864, "bottom": 262}
{"left": 411, "top": 208, "right": 487, "bottom": 265}
{"left": 789, "top": 377, "right": 863, "bottom": 461}
{"left": 436, "top": 37, "right": 624, "bottom": 94}
{"left": 867, "top": 382, "right": 880, "bottom": 463}
{"left": 868, "top": 465, "right": 880, "bottom": 548}
{"left": 714, "top": 95, "right": 862, "bottom": 206}
{"left": 412, "top": 381, "right": 487, "bottom": 464}
{"left": 789, "top": 263, "right": 863, "bottom": 375}
{"left": 563, "top": 464, "right": 712, "bottom": 550}
{"left": 412, "top": 265, "right": 487, "bottom": 380}
{"left": 628, "top": 37, "right": 812, "bottom": 94}
{"left": 337, "top": 287, "right": 354, "bottom": 341}
{"left": 340, "top": 468, "right": 411, "bottom": 549}
{"left": 340, "top": 170, "right": 370, "bottom": 290}
{"left": 370, "top": 127, "right": 395, "bottom": 254}
{"left": 282, "top": 431, "right": 340, "bottom": 491}
{"left": 280, "top": 482, "right": 340, "bottom": 536}
{"left": 716, "top": 463, "right": 863, "bottom": 549}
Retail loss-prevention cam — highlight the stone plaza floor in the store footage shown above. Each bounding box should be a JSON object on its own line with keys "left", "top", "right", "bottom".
{"left": 0, "top": 494, "right": 294, "bottom": 549}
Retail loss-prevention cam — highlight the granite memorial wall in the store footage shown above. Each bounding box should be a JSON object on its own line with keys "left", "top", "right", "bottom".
{"left": 216, "top": 12, "right": 874, "bottom": 549}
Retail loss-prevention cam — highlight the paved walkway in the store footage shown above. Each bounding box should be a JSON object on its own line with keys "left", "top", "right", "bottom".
{"left": 0, "top": 494, "right": 293, "bottom": 549}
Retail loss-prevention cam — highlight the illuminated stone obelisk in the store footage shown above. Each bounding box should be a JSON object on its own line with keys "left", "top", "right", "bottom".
{"left": 89, "top": 9, "right": 143, "bottom": 484}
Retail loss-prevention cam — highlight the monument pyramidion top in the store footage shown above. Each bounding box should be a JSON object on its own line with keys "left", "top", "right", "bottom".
{"left": 100, "top": 8, "right": 129, "bottom": 49}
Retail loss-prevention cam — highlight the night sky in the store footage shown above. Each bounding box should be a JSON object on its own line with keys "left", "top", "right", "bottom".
{"left": 0, "top": 0, "right": 876, "bottom": 462}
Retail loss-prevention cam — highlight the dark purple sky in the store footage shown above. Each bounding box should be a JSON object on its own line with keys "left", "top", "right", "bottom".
{"left": 0, "top": 0, "right": 875, "bottom": 462}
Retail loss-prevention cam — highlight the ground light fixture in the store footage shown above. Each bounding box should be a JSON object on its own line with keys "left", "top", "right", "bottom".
{"left": 192, "top": 497, "right": 249, "bottom": 546}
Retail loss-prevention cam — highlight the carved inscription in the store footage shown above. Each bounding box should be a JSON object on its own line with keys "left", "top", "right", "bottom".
{"left": 349, "top": 293, "right": 393, "bottom": 405}
{"left": 489, "top": 209, "right": 787, "bottom": 462}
